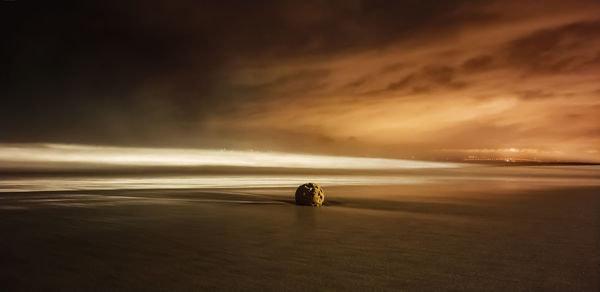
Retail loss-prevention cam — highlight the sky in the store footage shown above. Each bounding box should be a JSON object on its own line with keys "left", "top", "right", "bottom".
{"left": 1, "top": 0, "right": 599, "bottom": 162}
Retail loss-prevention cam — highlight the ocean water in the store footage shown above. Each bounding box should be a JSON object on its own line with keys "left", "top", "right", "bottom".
{"left": 1, "top": 165, "right": 599, "bottom": 193}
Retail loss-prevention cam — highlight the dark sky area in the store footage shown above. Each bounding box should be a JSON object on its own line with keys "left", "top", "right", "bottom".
{"left": 1, "top": 0, "right": 599, "bottom": 161}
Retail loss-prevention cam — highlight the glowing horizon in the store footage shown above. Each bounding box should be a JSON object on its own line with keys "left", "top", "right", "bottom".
{"left": 0, "top": 143, "right": 459, "bottom": 170}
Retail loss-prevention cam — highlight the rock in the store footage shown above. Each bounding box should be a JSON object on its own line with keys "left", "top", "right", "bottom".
{"left": 295, "top": 183, "right": 325, "bottom": 206}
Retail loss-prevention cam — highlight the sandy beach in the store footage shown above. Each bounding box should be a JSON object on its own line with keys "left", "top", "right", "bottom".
{"left": 1, "top": 166, "right": 599, "bottom": 291}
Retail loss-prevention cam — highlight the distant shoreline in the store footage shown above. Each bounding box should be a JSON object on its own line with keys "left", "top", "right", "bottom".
{"left": 0, "top": 162, "right": 598, "bottom": 180}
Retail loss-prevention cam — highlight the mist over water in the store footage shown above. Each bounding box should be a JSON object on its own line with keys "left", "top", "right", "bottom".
{"left": 1, "top": 143, "right": 598, "bottom": 195}
{"left": 2, "top": 166, "right": 599, "bottom": 193}
{"left": 0, "top": 143, "right": 456, "bottom": 170}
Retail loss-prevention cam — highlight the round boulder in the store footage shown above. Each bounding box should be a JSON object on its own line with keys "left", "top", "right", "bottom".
{"left": 295, "top": 183, "right": 325, "bottom": 206}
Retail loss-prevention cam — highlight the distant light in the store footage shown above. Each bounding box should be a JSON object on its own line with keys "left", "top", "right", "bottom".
{"left": 0, "top": 143, "right": 459, "bottom": 170}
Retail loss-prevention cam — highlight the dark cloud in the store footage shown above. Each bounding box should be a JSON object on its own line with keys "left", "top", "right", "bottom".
{"left": 421, "top": 65, "right": 455, "bottom": 85}
{"left": 0, "top": 0, "right": 496, "bottom": 145}
{"left": 461, "top": 55, "right": 494, "bottom": 72}
{"left": 380, "top": 62, "right": 408, "bottom": 73}
{"left": 226, "top": 68, "right": 331, "bottom": 104}
{"left": 1, "top": 0, "right": 599, "bottom": 161}
{"left": 387, "top": 65, "right": 458, "bottom": 93}
{"left": 247, "top": 69, "right": 330, "bottom": 93}
{"left": 516, "top": 90, "right": 556, "bottom": 100}
{"left": 505, "top": 20, "right": 600, "bottom": 73}
{"left": 345, "top": 76, "right": 371, "bottom": 89}
{"left": 387, "top": 74, "right": 417, "bottom": 91}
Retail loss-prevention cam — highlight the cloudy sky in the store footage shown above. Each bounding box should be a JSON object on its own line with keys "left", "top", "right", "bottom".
{"left": 2, "top": 0, "right": 599, "bottom": 162}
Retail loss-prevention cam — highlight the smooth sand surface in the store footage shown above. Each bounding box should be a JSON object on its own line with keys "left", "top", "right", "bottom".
{"left": 1, "top": 170, "right": 599, "bottom": 291}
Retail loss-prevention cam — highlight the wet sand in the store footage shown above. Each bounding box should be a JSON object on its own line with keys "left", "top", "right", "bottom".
{"left": 1, "top": 170, "right": 599, "bottom": 291}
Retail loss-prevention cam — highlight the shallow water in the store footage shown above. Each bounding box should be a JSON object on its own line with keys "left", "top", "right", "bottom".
{"left": 2, "top": 165, "right": 599, "bottom": 193}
